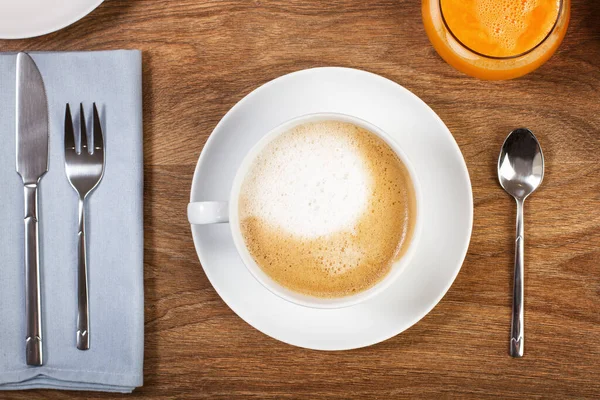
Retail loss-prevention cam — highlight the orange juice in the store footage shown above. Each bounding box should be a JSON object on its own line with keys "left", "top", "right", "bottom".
{"left": 422, "top": 0, "right": 570, "bottom": 79}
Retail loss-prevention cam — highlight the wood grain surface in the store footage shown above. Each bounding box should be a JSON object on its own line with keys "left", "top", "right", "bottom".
{"left": 1, "top": 0, "right": 599, "bottom": 398}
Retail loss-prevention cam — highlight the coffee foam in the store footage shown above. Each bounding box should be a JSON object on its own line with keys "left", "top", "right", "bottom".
{"left": 239, "top": 120, "right": 416, "bottom": 298}
{"left": 241, "top": 122, "right": 372, "bottom": 238}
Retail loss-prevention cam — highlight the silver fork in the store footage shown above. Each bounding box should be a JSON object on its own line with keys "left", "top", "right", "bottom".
{"left": 64, "top": 103, "right": 105, "bottom": 350}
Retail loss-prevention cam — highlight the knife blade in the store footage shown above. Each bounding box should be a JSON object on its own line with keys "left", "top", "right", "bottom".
{"left": 15, "top": 52, "right": 49, "bottom": 366}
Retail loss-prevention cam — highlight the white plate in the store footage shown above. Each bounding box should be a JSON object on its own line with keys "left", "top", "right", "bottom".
{"left": 0, "top": 0, "right": 103, "bottom": 39}
{"left": 190, "top": 67, "right": 473, "bottom": 350}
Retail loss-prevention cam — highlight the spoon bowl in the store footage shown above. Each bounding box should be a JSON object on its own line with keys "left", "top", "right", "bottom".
{"left": 498, "top": 128, "right": 544, "bottom": 200}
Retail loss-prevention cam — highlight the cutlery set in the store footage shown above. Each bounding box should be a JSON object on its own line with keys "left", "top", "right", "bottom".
{"left": 15, "top": 53, "right": 105, "bottom": 365}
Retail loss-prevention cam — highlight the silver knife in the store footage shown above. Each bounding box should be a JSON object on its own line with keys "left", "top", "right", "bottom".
{"left": 16, "top": 52, "right": 49, "bottom": 366}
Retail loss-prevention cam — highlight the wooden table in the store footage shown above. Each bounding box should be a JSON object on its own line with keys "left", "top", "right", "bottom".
{"left": 1, "top": 1, "right": 599, "bottom": 398}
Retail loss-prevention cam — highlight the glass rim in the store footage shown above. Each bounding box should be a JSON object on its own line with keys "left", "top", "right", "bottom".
{"left": 438, "top": 0, "right": 565, "bottom": 60}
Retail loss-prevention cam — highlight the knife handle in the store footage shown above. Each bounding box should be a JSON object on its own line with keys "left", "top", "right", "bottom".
{"left": 24, "top": 183, "right": 43, "bottom": 366}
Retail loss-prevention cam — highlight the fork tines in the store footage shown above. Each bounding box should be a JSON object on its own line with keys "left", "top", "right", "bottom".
{"left": 64, "top": 103, "right": 103, "bottom": 155}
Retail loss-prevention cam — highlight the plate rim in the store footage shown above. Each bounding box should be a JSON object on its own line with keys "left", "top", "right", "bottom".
{"left": 0, "top": 0, "right": 104, "bottom": 39}
{"left": 190, "top": 66, "right": 474, "bottom": 350}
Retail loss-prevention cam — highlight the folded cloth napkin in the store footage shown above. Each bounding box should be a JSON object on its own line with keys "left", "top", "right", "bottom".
{"left": 0, "top": 51, "right": 144, "bottom": 392}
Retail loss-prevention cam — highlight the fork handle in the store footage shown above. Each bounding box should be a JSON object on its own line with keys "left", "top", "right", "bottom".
{"left": 24, "top": 183, "right": 43, "bottom": 365}
{"left": 77, "top": 197, "right": 90, "bottom": 350}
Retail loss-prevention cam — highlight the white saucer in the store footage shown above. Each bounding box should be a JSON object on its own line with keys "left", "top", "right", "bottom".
{"left": 0, "top": 0, "right": 103, "bottom": 39}
{"left": 190, "top": 67, "right": 473, "bottom": 350}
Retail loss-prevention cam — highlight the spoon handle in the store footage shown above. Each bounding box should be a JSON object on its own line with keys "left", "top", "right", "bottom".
{"left": 511, "top": 198, "right": 525, "bottom": 357}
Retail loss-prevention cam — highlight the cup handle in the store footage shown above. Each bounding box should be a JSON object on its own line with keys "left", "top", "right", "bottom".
{"left": 187, "top": 201, "right": 229, "bottom": 224}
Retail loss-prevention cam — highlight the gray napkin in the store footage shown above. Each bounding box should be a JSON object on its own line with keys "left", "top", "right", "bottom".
{"left": 0, "top": 51, "right": 143, "bottom": 392}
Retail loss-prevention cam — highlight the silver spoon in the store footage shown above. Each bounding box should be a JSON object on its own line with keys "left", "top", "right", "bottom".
{"left": 498, "top": 128, "right": 544, "bottom": 358}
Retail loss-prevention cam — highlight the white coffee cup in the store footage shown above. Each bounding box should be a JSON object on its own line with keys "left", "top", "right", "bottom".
{"left": 188, "top": 113, "right": 422, "bottom": 309}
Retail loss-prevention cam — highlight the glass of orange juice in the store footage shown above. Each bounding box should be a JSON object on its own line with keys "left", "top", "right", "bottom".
{"left": 422, "top": 0, "right": 570, "bottom": 80}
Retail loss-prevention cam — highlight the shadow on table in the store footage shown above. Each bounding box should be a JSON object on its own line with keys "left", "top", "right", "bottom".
{"left": 141, "top": 49, "right": 158, "bottom": 391}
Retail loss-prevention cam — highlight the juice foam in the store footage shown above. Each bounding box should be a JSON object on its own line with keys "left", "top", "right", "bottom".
{"left": 441, "top": 0, "right": 561, "bottom": 57}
